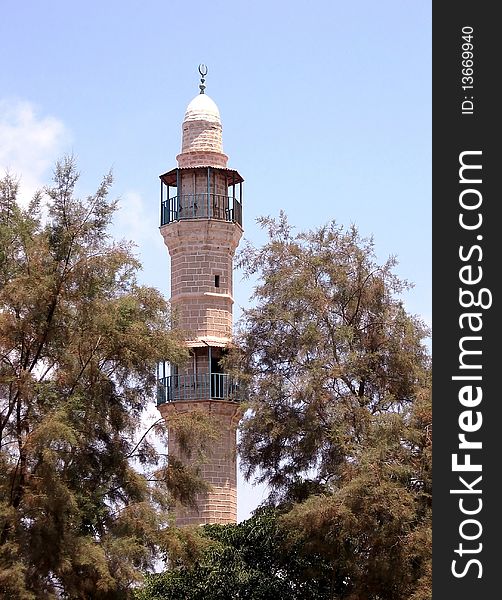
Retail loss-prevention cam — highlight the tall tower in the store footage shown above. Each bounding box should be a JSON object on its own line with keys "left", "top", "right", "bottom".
{"left": 157, "top": 67, "right": 244, "bottom": 526}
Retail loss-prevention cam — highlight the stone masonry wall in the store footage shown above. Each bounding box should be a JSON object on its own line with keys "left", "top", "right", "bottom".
{"left": 160, "top": 218, "right": 242, "bottom": 344}
{"left": 159, "top": 400, "right": 242, "bottom": 525}
{"left": 177, "top": 116, "right": 228, "bottom": 168}
{"left": 181, "top": 119, "right": 223, "bottom": 155}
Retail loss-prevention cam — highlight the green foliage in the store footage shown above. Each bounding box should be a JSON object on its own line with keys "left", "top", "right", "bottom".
{"left": 282, "top": 393, "right": 432, "bottom": 599}
{"left": 229, "top": 214, "right": 432, "bottom": 599}
{"left": 135, "top": 508, "right": 334, "bottom": 600}
{"left": 234, "top": 214, "right": 430, "bottom": 493}
{"left": 0, "top": 159, "right": 204, "bottom": 597}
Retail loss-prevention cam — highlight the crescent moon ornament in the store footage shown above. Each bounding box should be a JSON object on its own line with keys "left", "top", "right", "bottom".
{"left": 198, "top": 64, "right": 208, "bottom": 94}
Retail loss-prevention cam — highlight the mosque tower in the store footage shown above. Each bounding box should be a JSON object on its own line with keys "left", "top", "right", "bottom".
{"left": 156, "top": 66, "right": 244, "bottom": 526}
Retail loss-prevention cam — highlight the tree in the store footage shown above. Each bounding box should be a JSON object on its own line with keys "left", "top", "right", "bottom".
{"left": 280, "top": 387, "right": 432, "bottom": 599}
{"left": 135, "top": 508, "right": 335, "bottom": 600}
{"left": 0, "top": 159, "right": 206, "bottom": 598}
{"left": 229, "top": 214, "right": 432, "bottom": 598}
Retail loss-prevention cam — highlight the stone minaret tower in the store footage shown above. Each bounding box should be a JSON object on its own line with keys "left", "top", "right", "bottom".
{"left": 157, "top": 67, "right": 243, "bottom": 526}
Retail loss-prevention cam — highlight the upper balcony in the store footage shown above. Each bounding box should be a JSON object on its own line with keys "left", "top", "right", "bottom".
{"left": 159, "top": 166, "right": 244, "bottom": 228}
{"left": 161, "top": 193, "right": 242, "bottom": 227}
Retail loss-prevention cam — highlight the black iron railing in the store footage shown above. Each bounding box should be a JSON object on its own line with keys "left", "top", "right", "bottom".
{"left": 157, "top": 373, "right": 241, "bottom": 405}
{"left": 160, "top": 194, "right": 242, "bottom": 227}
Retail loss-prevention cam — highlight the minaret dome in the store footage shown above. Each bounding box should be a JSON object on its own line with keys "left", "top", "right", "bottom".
{"left": 177, "top": 93, "right": 228, "bottom": 168}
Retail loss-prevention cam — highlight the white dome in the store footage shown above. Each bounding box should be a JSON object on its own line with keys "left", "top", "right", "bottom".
{"left": 183, "top": 94, "right": 221, "bottom": 124}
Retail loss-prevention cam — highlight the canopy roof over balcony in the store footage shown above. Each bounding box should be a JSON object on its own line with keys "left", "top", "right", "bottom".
{"left": 184, "top": 337, "right": 236, "bottom": 349}
{"left": 159, "top": 167, "right": 244, "bottom": 187}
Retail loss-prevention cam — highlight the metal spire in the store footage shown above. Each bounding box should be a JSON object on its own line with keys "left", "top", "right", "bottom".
{"left": 198, "top": 64, "right": 208, "bottom": 94}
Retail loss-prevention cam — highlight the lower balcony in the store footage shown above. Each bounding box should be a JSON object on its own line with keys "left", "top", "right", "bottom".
{"left": 157, "top": 373, "right": 241, "bottom": 405}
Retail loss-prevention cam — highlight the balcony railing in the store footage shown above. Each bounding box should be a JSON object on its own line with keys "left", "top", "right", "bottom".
{"left": 157, "top": 373, "right": 242, "bottom": 405}
{"left": 160, "top": 194, "right": 242, "bottom": 227}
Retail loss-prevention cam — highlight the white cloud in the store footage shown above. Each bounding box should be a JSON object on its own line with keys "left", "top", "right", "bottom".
{"left": 0, "top": 99, "right": 70, "bottom": 203}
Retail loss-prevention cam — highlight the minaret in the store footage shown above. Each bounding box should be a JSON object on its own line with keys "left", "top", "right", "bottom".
{"left": 157, "top": 66, "right": 244, "bottom": 526}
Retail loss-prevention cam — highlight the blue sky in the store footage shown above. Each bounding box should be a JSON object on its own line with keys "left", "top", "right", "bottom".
{"left": 1, "top": 0, "right": 431, "bottom": 520}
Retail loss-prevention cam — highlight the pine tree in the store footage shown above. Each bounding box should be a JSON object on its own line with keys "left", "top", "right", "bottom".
{"left": 0, "top": 158, "right": 204, "bottom": 598}
{"left": 230, "top": 213, "right": 432, "bottom": 598}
